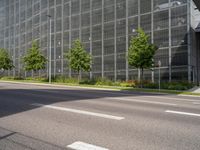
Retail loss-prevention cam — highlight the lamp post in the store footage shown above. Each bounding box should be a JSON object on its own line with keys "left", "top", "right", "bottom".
{"left": 89, "top": 37, "right": 92, "bottom": 79}
{"left": 158, "top": 60, "right": 161, "bottom": 91}
{"left": 47, "top": 15, "right": 52, "bottom": 84}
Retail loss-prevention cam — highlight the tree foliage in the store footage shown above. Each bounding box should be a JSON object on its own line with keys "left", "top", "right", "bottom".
{"left": 65, "top": 39, "right": 92, "bottom": 80}
{"left": 23, "top": 41, "right": 47, "bottom": 72}
{"left": 0, "top": 48, "right": 14, "bottom": 71}
{"left": 128, "top": 28, "right": 158, "bottom": 86}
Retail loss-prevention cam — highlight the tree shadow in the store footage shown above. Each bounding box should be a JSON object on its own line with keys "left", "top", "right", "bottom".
{"left": 0, "top": 85, "right": 169, "bottom": 118}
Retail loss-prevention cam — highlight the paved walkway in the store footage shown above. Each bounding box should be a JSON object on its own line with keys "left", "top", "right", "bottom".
{"left": 188, "top": 86, "right": 200, "bottom": 93}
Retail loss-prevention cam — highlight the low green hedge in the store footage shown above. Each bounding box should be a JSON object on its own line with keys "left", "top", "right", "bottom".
{"left": 144, "top": 82, "right": 195, "bottom": 90}
{"left": 0, "top": 75, "right": 195, "bottom": 91}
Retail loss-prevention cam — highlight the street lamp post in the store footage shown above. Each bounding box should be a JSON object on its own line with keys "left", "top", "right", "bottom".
{"left": 47, "top": 15, "right": 52, "bottom": 84}
{"left": 158, "top": 60, "right": 161, "bottom": 91}
{"left": 89, "top": 37, "right": 92, "bottom": 79}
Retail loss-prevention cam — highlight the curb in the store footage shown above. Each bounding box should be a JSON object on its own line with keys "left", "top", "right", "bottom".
{"left": 0, "top": 80, "right": 120, "bottom": 91}
{"left": 1, "top": 80, "right": 200, "bottom": 97}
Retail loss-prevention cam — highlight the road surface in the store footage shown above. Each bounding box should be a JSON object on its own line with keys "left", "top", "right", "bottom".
{"left": 0, "top": 82, "right": 200, "bottom": 150}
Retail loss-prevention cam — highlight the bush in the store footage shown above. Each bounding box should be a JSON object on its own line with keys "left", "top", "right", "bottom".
{"left": 79, "top": 79, "right": 96, "bottom": 85}
{"left": 120, "top": 80, "right": 137, "bottom": 87}
{"left": 52, "top": 76, "right": 79, "bottom": 84}
{"left": 26, "top": 77, "right": 47, "bottom": 82}
{"left": 143, "top": 82, "right": 158, "bottom": 89}
{"left": 0, "top": 76, "right": 24, "bottom": 80}
{"left": 0, "top": 74, "right": 195, "bottom": 91}
{"left": 163, "top": 82, "right": 194, "bottom": 90}
{"left": 143, "top": 81, "right": 195, "bottom": 91}
{"left": 94, "top": 78, "right": 120, "bottom": 86}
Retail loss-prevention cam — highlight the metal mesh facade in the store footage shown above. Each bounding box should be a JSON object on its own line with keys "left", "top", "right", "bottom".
{"left": 0, "top": 0, "right": 196, "bottom": 82}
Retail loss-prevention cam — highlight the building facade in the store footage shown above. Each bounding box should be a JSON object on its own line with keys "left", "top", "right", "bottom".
{"left": 0, "top": 0, "right": 199, "bottom": 82}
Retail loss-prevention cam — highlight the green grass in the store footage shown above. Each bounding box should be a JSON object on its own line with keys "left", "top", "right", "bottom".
{"left": 0, "top": 77, "right": 200, "bottom": 96}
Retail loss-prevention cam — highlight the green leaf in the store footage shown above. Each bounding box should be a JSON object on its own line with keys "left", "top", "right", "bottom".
{"left": 65, "top": 39, "right": 92, "bottom": 73}
{"left": 128, "top": 28, "right": 158, "bottom": 69}
{"left": 23, "top": 40, "right": 47, "bottom": 72}
{"left": 0, "top": 48, "right": 14, "bottom": 71}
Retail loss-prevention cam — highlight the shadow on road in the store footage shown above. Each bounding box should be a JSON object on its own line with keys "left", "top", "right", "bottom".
{"left": 0, "top": 84, "right": 169, "bottom": 118}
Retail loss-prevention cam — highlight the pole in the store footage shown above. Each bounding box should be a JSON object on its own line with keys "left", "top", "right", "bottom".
{"left": 159, "top": 66, "right": 160, "bottom": 91}
{"left": 47, "top": 16, "right": 52, "bottom": 84}
{"left": 158, "top": 60, "right": 161, "bottom": 91}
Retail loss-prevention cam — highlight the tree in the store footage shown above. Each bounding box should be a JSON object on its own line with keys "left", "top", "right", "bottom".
{"left": 0, "top": 48, "right": 14, "bottom": 75}
{"left": 23, "top": 41, "right": 47, "bottom": 75}
{"left": 128, "top": 28, "right": 158, "bottom": 87}
{"left": 65, "top": 39, "right": 92, "bottom": 81}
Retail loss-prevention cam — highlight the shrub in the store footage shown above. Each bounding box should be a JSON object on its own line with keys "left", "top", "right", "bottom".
{"left": 95, "top": 78, "right": 120, "bottom": 86}
{"left": 143, "top": 83, "right": 158, "bottom": 89}
{"left": 120, "top": 80, "right": 137, "bottom": 87}
{"left": 25, "top": 77, "right": 47, "bottom": 82}
{"left": 79, "top": 79, "right": 96, "bottom": 85}
{"left": 52, "top": 76, "right": 79, "bottom": 84}
{"left": 143, "top": 81, "right": 195, "bottom": 91}
{"left": 0, "top": 76, "right": 24, "bottom": 80}
{"left": 0, "top": 74, "right": 195, "bottom": 91}
{"left": 164, "top": 82, "right": 194, "bottom": 91}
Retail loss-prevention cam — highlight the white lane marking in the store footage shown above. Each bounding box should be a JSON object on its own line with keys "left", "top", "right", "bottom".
{"left": 178, "top": 94, "right": 200, "bottom": 98}
{"left": 84, "top": 90, "right": 200, "bottom": 103}
{"left": 165, "top": 110, "right": 200, "bottom": 117}
{"left": 193, "top": 102, "right": 200, "bottom": 105}
{"left": 31, "top": 103, "right": 124, "bottom": 120}
{"left": 139, "top": 95, "right": 200, "bottom": 103}
{"left": 67, "top": 141, "right": 109, "bottom": 150}
{"left": 106, "top": 97, "right": 177, "bottom": 106}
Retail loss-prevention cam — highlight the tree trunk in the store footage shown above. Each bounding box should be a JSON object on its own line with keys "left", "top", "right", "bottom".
{"left": 0, "top": 70, "right": 5, "bottom": 78}
{"left": 141, "top": 68, "right": 144, "bottom": 88}
{"left": 33, "top": 70, "right": 37, "bottom": 79}
{"left": 78, "top": 70, "right": 81, "bottom": 83}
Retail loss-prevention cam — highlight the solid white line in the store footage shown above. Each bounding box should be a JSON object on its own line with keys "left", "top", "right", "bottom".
{"left": 67, "top": 141, "right": 109, "bottom": 150}
{"left": 178, "top": 94, "right": 200, "bottom": 98}
{"left": 165, "top": 110, "right": 200, "bottom": 117}
{"left": 143, "top": 95, "right": 200, "bottom": 102}
{"left": 193, "top": 102, "right": 200, "bottom": 105}
{"left": 86, "top": 90, "right": 200, "bottom": 103}
{"left": 106, "top": 97, "right": 177, "bottom": 106}
{"left": 32, "top": 103, "right": 124, "bottom": 120}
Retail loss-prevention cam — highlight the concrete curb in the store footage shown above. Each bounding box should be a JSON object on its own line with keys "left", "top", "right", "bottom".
{"left": 1, "top": 80, "right": 200, "bottom": 97}
{"left": 0, "top": 80, "right": 120, "bottom": 91}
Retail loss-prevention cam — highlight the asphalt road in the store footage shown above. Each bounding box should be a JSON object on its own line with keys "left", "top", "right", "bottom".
{"left": 0, "top": 82, "right": 200, "bottom": 150}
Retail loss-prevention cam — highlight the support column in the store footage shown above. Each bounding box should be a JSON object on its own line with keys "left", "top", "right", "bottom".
{"left": 61, "top": 0, "right": 64, "bottom": 76}
{"left": 69, "top": 1, "right": 72, "bottom": 78}
{"left": 101, "top": 0, "right": 104, "bottom": 79}
{"left": 114, "top": 0, "right": 117, "bottom": 81}
{"left": 138, "top": 0, "right": 141, "bottom": 82}
{"left": 54, "top": 3, "right": 56, "bottom": 78}
{"left": 125, "top": 0, "right": 129, "bottom": 81}
{"left": 187, "top": 0, "right": 192, "bottom": 82}
{"left": 13, "top": 1, "right": 16, "bottom": 77}
{"left": 169, "top": 0, "right": 172, "bottom": 82}
{"left": 151, "top": 0, "right": 154, "bottom": 83}
{"left": 90, "top": 0, "right": 93, "bottom": 79}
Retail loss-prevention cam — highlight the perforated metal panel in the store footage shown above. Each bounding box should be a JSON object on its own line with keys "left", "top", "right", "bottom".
{"left": 0, "top": 0, "right": 195, "bottom": 82}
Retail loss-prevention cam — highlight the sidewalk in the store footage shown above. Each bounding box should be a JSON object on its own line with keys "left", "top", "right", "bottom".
{"left": 187, "top": 86, "right": 200, "bottom": 93}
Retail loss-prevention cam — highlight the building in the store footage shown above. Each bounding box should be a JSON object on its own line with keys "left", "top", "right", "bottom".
{"left": 0, "top": 0, "right": 199, "bottom": 83}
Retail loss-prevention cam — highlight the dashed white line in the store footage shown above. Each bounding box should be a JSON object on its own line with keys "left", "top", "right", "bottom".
{"left": 106, "top": 97, "right": 177, "bottom": 106}
{"left": 193, "top": 102, "right": 200, "bottom": 105}
{"left": 31, "top": 103, "right": 124, "bottom": 120}
{"left": 143, "top": 95, "right": 200, "bottom": 103}
{"left": 165, "top": 110, "right": 200, "bottom": 117}
{"left": 87, "top": 90, "right": 200, "bottom": 103}
{"left": 67, "top": 141, "right": 109, "bottom": 150}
